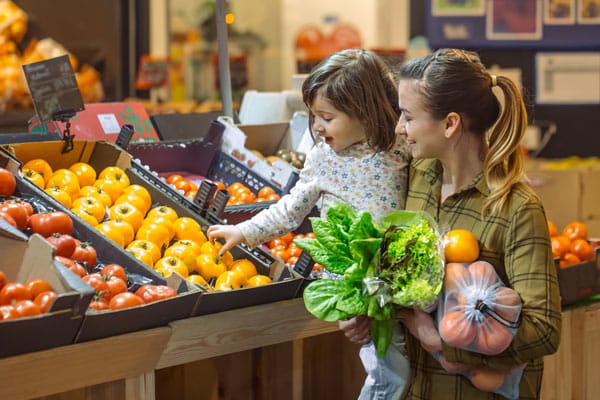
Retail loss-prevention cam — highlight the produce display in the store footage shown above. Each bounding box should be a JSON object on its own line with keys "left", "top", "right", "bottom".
{"left": 548, "top": 219, "right": 596, "bottom": 267}
{"left": 0, "top": 270, "right": 57, "bottom": 319}
{"left": 19, "top": 159, "right": 273, "bottom": 294}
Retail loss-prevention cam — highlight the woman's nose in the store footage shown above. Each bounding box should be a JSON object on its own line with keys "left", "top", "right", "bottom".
{"left": 395, "top": 118, "right": 405, "bottom": 134}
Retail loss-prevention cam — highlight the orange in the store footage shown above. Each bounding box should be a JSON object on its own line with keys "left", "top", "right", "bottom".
{"left": 228, "top": 259, "right": 258, "bottom": 281}
{"left": 562, "top": 221, "right": 588, "bottom": 242}
{"left": 551, "top": 235, "right": 571, "bottom": 259}
{"left": 245, "top": 274, "right": 272, "bottom": 288}
{"left": 442, "top": 229, "right": 479, "bottom": 263}
{"left": 547, "top": 220, "right": 558, "bottom": 237}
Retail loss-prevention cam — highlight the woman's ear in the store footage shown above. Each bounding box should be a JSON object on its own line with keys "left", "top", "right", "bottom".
{"left": 443, "top": 112, "right": 461, "bottom": 138}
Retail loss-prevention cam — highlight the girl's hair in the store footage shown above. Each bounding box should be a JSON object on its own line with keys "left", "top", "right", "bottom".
{"left": 302, "top": 48, "right": 400, "bottom": 152}
{"left": 399, "top": 48, "right": 528, "bottom": 216}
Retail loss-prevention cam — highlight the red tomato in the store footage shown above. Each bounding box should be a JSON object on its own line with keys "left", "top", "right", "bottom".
{"left": 0, "top": 270, "right": 6, "bottom": 290}
{"left": 34, "top": 291, "right": 58, "bottom": 313}
{"left": 82, "top": 273, "right": 110, "bottom": 303}
{"left": 46, "top": 233, "right": 77, "bottom": 258}
{"left": 105, "top": 276, "right": 128, "bottom": 298}
{"left": 0, "top": 282, "right": 29, "bottom": 305}
{"left": 570, "top": 238, "right": 594, "bottom": 262}
{"left": 2, "top": 199, "right": 33, "bottom": 217}
{"left": 71, "top": 242, "right": 97, "bottom": 269}
{"left": 472, "top": 316, "right": 513, "bottom": 355}
{"left": 0, "top": 304, "right": 18, "bottom": 320}
{"left": 562, "top": 221, "right": 588, "bottom": 241}
{"left": 0, "top": 167, "right": 16, "bottom": 196}
{"left": 55, "top": 256, "right": 88, "bottom": 277}
{"left": 100, "top": 264, "right": 128, "bottom": 282}
{"left": 28, "top": 211, "right": 74, "bottom": 237}
{"left": 13, "top": 299, "right": 42, "bottom": 317}
{"left": 109, "top": 292, "right": 144, "bottom": 310}
{"left": 0, "top": 210, "right": 17, "bottom": 228}
{"left": 439, "top": 311, "right": 477, "bottom": 348}
{"left": 0, "top": 202, "right": 29, "bottom": 231}
{"left": 25, "top": 278, "right": 54, "bottom": 300}
{"left": 135, "top": 284, "right": 178, "bottom": 304}
{"left": 89, "top": 300, "right": 110, "bottom": 311}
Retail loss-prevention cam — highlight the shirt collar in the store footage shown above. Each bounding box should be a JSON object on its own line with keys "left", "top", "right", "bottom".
{"left": 413, "top": 158, "right": 490, "bottom": 196}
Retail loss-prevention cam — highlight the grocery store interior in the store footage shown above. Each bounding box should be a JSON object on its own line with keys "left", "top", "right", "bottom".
{"left": 0, "top": 1, "right": 599, "bottom": 399}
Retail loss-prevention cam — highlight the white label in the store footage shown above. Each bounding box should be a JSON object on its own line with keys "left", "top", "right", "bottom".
{"left": 97, "top": 113, "right": 121, "bottom": 134}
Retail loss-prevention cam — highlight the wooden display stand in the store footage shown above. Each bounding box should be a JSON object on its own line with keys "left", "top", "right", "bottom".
{"left": 0, "top": 299, "right": 598, "bottom": 400}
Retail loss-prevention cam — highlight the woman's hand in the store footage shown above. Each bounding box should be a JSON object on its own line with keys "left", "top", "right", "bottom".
{"left": 206, "top": 224, "right": 244, "bottom": 254}
{"left": 338, "top": 315, "right": 372, "bottom": 345}
{"left": 397, "top": 308, "right": 442, "bottom": 353}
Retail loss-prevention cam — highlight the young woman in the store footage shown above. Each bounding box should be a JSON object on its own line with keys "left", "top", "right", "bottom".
{"left": 340, "top": 48, "right": 562, "bottom": 399}
{"left": 207, "top": 48, "right": 412, "bottom": 399}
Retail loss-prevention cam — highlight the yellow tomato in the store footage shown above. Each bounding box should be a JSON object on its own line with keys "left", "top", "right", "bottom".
{"left": 46, "top": 173, "right": 80, "bottom": 200}
{"left": 171, "top": 239, "right": 203, "bottom": 255}
{"left": 126, "top": 248, "right": 154, "bottom": 267}
{"left": 228, "top": 259, "right": 258, "bottom": 282}
{"left": 71, "top": 196, "right": 106, "bottom": 222}
{"left": 68, "top": 162, "right": 97, "bottom": 187}
{"left": 143, "top": 215, "right": 175, "bottom": 240}
{"left": 108, "top": 219, "right": 135, "bottom": 246}
{"left": 200, "top": 240, "right": 222, "bottom": 258}
{"left": 93, "top": 179, "right": 124, "bottom": 204}
{"left": 135, "top": 222, "right": 171, "bottom": 250}
{"left": 79, "top": 185, "right": 112, "bottom": 207}
{"left": 44, "top": 186, "right": 72, "bottom": 208}
{"left": 126, "top": 239, "right": 162, "bottom": 264}
{"left": 214, "top": 270, "right": 246, "bottom": 291}
{"left": 154, "top": 256, "right": 189, "bottom": 278}
{"left": 146, "top": 205, "right": 179, "bottom": 222}
{"left": 108, "top": 202, "right": 144, "bottom": 232}
{"left": 164, "top": 244, "right": 198, "bottom": 273}
{"left": 220, "top": 250, "right": 234, "bottom": 267}
{"left": 245, "top": 274, "right": 272, "bottom": 288}
{"left": 186, "top": 274, "right": 211, "bottom": 290}
{"left": 172, "top": 217, "right": 207, "bottom": 244}
{"left": 122, "top": 184, "right": 152, "bottom": 208}
{"left": 98, "top": 166, "right": 130, "bottom": 188}
{"left": 114, "top": 193, "right": 151, "bottom": 216}
{"left": 23, "top": 168, "right": 45, "bottom": 188}
{"left": 70, "top": 207, "right": 99, "bottom": 226}
{"left": 23, "top": 159, "right": 53, "bottom": 185}
{"left": 95, "top": 221, "right": 126, "bottom": 248}
{"left": 194, "top": 253, "right": 227, "bottom": 281}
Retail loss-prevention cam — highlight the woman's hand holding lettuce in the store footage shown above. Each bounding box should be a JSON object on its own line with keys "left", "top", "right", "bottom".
{"left": 294, "top": 201, "right": 444, "bottom": 357}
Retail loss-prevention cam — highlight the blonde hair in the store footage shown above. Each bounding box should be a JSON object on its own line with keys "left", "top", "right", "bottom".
{"left": 399, "top": 48, "right": 528, "bottom": 216}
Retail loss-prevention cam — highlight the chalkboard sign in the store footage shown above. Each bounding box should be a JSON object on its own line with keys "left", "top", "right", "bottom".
{"left": 22, "top": 54, "right": 84, "bottom": 123}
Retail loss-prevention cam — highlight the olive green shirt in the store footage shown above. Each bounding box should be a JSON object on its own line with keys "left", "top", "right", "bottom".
{"left": 403, "top": 159, "right": 562, "bottom": 400}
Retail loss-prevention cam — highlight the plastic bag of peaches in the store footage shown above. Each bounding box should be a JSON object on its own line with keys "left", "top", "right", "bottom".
{"left": 436, "top": 260, "right": 525, "bottom": 399}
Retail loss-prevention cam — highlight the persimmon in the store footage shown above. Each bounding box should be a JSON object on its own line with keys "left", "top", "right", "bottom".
{"left": 439, "top": 311, "right": 477, "bottom": 348}
{"left": 443, "top": 229, "right": 479, "bottom": 263}
{"left": 443, "top": 262, "right": 469, "bottom": 293}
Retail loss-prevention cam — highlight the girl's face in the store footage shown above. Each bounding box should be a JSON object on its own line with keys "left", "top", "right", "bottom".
{"left": 309, "top": 93, "right": 366, "bottom": 152}
{"left": 395, "top": 80, "right": 447, "bottom": 159}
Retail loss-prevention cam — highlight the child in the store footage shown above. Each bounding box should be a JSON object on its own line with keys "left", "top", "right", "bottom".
{"left": 207, "top": 48, "right": 411, "bottom": 399}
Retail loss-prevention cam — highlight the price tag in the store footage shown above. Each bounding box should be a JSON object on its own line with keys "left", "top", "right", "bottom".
{"left": 135, "top": 55, "right": 170, "bottom": 90}
{"left": 22, "top": 54, "right": 84, "bottom": 123}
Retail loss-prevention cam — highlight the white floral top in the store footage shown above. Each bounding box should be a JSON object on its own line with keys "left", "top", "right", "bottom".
{"left": 237, "top": 138, "right": 410, "bottom": 248}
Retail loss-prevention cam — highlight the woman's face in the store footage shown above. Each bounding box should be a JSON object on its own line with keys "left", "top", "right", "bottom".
{"left": 309, "top": 93, "right": 366, "bottom": 152}
{"left": 395, "top": 80, "right": 447, "bottom": 159}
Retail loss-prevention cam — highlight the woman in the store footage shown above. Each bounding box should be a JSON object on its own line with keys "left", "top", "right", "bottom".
{"left": 340, "top": 48, "right": 561, "bottom": 399}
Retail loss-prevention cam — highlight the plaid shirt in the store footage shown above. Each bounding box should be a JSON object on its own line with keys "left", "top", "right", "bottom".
{"left": 403, "top": 159, "right": 562, "bottom": 400}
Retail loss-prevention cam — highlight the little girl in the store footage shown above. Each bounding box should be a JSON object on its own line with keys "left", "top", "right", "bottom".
{"left": 207, "top": 48, "right": 411, "bottom": 399}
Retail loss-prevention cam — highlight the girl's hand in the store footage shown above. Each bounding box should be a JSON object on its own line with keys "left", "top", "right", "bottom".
{"left": 338, "top": 315, "right": 372, "bottom": 345}
{"left": 206, "top": 224, "right": 245, "bottom": 254}
{"left": 397, "top": 308, "right": 442, "bottom": 353}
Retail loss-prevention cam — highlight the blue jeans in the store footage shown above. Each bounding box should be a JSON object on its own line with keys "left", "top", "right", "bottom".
{"left": 358, "top": 324, "right": 410, "bottom": 400}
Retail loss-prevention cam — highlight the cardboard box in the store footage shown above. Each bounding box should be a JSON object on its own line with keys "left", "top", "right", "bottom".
{"left": 525, "top": 158, "right": 600, "bottom": 232}
{"left": 0, "top": 227, "right": 94, "bottom": 357}
{"left": 555, "top": 248, "right": 600, "bottom": 305}
{"left": 238, "top": 122, "right": 290, "bottom": 157}
{"left": 0, "top": 141, "right": 203, "bottom": 342}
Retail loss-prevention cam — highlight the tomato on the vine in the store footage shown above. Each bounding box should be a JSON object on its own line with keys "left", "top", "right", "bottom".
{"left": 82, "top": 273, "right": 110, "bottom": 302}
{"left": 28, "top": 211, "right": 74, "bottom": 237}
{"left": 46, "top": 233, "right": 77, "bottom": 258}
{"left": 100, "top": 264, "right": 128, "bottom": 282}
{"left": 105, "top": 276, "right": 128, "bottom": 298}
{"left": 71, "top": 242, "right": 97, "bottom": 269}
{"left": 89, "top": 300, "right": 110, "bottom": 311}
